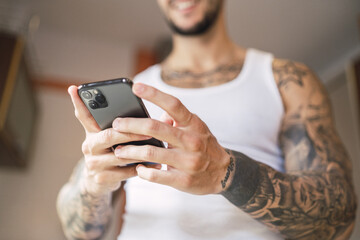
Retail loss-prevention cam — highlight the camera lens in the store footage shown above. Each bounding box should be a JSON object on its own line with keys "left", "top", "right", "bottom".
{"left": 89, "top": 100, "right": 99, "bottom": 109}
{"left": 81, "top": 91, "right": 92, "bottom": 99}
{"left": 95, "top": 94, "right": 106, "bottom": 104}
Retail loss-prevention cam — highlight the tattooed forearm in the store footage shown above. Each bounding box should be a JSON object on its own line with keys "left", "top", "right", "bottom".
{"left": 222, "top": 149, "right": 356, "bottom": 239}
{"left": 57, "top": 160, "right": 112, "bottom": 240}
{"left": 221, "top": 150, "right": 260, "bottom": 205}
{"left": 221, "top": 59, "right": 357, "bottom": 239}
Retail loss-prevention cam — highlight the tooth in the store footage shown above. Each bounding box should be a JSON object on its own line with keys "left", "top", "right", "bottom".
{"left": 177, "top": 1, "right": 195, "bottom": 10}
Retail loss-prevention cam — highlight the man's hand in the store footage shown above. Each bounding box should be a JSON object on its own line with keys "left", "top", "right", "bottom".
{"left": 112, "top": 83, "right": 232, "bottom": 195}
{"left": 68, "top": 85, "right": 153, "bottom": 196}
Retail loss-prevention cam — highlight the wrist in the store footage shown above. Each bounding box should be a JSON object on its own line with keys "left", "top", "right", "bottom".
{"left": 81, "top": 165, "right": 123, "bottom": 197}
{"left": 79, "top": 174, "right": 112, "bottom": 202}
{"left": 218, "top": 149, "right": 236, "bottom": 193}
{"left": 220, "top": 150, "right": 260, "bottom": 207}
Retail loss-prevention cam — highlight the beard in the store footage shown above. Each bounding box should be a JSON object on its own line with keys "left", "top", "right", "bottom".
{"left": 165, "top": 1, "right": 223, "bottom": 36}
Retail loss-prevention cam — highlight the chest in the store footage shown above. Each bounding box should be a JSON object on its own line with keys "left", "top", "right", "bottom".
{"left": 145, "top": 79, "right": 283, "bottom": 150}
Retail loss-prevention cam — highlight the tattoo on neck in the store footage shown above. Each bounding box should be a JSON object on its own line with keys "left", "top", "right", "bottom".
{"left": 221, "top": 153, "right": 235, "bottom": 189}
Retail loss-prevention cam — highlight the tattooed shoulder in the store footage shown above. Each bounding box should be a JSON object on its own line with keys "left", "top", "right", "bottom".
{"left": 272, "top": 59, "right": 308, "bottom": 89}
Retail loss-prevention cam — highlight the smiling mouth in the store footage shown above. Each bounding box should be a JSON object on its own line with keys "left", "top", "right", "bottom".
{"left": 170, "top": 0, "right": 199, "bottom": 11}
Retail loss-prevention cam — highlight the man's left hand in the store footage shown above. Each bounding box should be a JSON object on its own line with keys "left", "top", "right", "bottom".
{"left": 112, "top": 83, "right": 232, "bottom": 195}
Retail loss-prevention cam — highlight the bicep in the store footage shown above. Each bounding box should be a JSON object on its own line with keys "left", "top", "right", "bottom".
{"left": 273, "top": 59, "right": 352, "bottom": 176}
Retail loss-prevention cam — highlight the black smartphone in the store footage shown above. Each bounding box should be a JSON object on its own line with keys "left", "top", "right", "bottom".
{"left": 78, "top": 78, "right": 164, "bottom": 149}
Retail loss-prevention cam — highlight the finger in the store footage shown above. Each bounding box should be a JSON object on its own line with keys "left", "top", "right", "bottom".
{"left": 160, "top": 112, "right": 174, "bottom": 126}
{"left": 95, "top": 165, "right": 138, "bottom": 185}
{"left": 84, "top": 128, "right": 152, "bottom": 154}
{"left": 68, "top": 85, "right": 100, "bottom": 133}
{"left": 136, "top": 164, "right": 175, "bottom": 185}
{"left": 133, "top": 83, "right": 193, "bottom": 127}
{"left": 113, "top": 117, "right": 186, "bottom": 148}
{"left": 85, "top": 152, "right": 142, "bottom": 171}
{"left": 114, "top": 145, "right": 191, "bottom": 168}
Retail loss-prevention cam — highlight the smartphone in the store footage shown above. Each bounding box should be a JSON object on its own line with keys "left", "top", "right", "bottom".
{"left": 78, "top": 78, "right": 164, "bottom": 149}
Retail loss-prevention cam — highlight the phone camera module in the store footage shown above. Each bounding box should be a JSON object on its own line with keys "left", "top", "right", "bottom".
{"left": 89, "top": 100, "right": 99, "bottom": 109}
{"left": 95, "top": 94, "right": 106, "bottom": 104}
{"left": 81, "top": 91, "right": 92, "bottom": 99}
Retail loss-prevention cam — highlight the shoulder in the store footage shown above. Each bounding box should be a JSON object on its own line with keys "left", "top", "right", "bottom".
{"left": 271, "top": 58, "right": 329, "bottom": 112}
{"left": 272, "top": 58, "right": 311, "bottom": 86}
{"left": 133, "top": 64, "right": 161, "bottom": 84}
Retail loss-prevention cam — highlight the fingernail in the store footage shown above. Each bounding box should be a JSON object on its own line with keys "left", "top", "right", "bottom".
{"left": 136, "top": 164, "right": 145, "bottom": 172}
{"left": 133, "top": 83, "right": 145, "bottom": 94}
{"left": 68, "top": 85, "right": 75, "bottom": 95}
{"left": 114, "top": 146, "right": 122, "bottom": 156}
{"left": 154, "top": 164, "right": 162, "bottom": 170}
{"left": 112, "top": 118, "right": 121, "bottom": 129}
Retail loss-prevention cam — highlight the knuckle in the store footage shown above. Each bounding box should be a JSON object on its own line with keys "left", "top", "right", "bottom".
{"left": 147, "top": 170, "right": 158, "bottom": 182}
{"left": 169, "top": 98, "right": 182, "bottom": 111}
{"left": 186, "top": 134, "right": 203, "bottom": 151}
{"left": 86, "top": 158, "right": 98, "bottom": 171}
{"left": 101, "top": 129, "right": 113, "bottom": 144}
{"left": 187, "top": 153, "right": 202, "bottom": 172}
{"left": 147, "top": 87, "right": 156, "bottom": 98}
{"left": 174, "top": 129, "right": 184, "bottom": 140}
{"left": 117, "top": 118, "right": 129, "bottom": 130}
{"left": 83, "top": 137, "right": 98, "bottom": 155}
{"left": 122, "top": 132, "right": 133, "bottom": 141}
{"left": 143, "top": 146, "right": 155, "bottom": 160}
{"left": 146, "top": 120, "right": 161, "bottom": 133}
{"left": 190, "top": 114, "right": 201, "bottom": 125}
{"left": 95, "top": 173, "right": 106, "bottom": 185}
{"left": 82, "top": 141, "right": 90, "bottom": 155}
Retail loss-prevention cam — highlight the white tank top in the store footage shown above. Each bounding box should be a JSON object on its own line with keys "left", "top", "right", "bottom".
{"left": 118, "top": 49, "right": 285, "bottom": 240}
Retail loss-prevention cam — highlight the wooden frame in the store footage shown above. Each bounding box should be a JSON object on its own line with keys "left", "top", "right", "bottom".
{"left": 346, "top": 55, "right": 360, "bottom": 142}
{"left": 0, "top": 31, "right": 37, "bottom": 167}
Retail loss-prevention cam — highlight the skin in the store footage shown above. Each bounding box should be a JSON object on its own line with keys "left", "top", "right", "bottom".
{"left": 222, "top": 60, "right": 357, "bottom": 239}
{"left": 57, "top": 0, "right": 357, "bottom": 239}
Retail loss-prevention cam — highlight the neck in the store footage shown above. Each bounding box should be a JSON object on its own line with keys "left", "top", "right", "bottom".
{"left": 164, "top": 10, "right": 243, "bottom": 72}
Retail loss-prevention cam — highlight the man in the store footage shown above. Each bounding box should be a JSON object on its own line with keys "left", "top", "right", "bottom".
{"left": 57, "top": 0, "right": 357, "bottom": 239}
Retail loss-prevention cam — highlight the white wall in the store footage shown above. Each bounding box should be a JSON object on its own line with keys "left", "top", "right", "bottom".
{"left": 31, "top": 28, "right": 135, "bottom": 82}
{"left": 0, "top": 30, "right": 135, "bottom": 240}
{"left": 0, "top": 88, "right": 83, "bottom": 240}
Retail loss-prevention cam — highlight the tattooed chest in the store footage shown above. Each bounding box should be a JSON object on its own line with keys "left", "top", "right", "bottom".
{"left": 161, "top": 63, "right": 243, "bottom": 88}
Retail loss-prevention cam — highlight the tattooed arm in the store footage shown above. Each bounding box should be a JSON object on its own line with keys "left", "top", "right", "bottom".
{"left": 57, "top": 86, "right": 140, "bottom": 239}
{"left": 56, "top": 159, "right": 114, "bottom": 240}
{"left": 221, "top": 59, "right": 357, "bottom": 239}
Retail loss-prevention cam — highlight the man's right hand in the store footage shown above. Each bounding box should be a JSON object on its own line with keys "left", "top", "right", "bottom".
{"left": 68, "top": 85, "right": 152, "bottom": 197}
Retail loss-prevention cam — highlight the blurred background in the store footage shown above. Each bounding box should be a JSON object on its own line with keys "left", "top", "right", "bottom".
{"left": 0, "top": 0, "right": 360, "bottom": 239}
